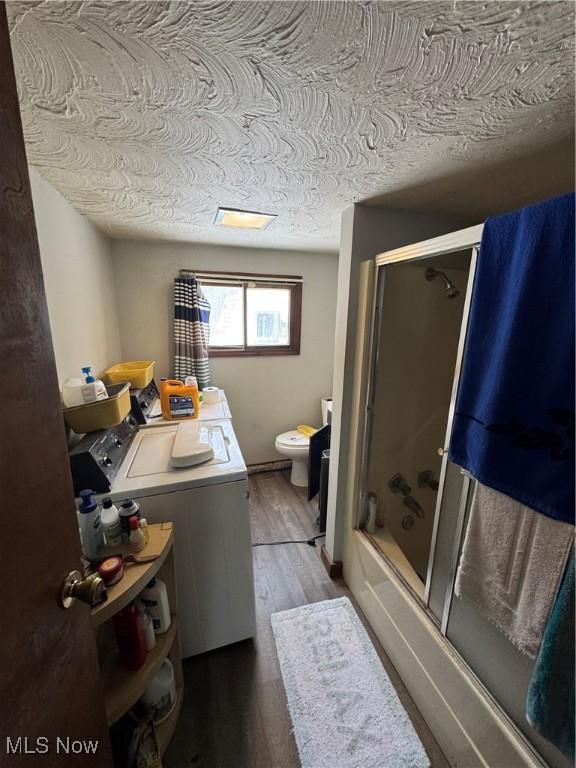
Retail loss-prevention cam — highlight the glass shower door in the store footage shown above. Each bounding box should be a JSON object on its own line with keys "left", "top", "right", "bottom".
{"left": 361, "top": 247, "right": 476, "bottom": 602}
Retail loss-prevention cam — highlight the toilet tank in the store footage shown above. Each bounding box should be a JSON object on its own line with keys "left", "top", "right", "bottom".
{"left": 321, "top": 397, "right": 332, "bottom": 426}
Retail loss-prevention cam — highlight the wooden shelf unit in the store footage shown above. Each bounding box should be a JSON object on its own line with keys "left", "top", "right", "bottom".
{"left": 92, "top": 522, "right": 174, "bottom": 627}
{"left": 92, "top": 522, "right": 183, "bottom": 754}
{"left": 103, "top": 618, "right": 178, "bottom": 725}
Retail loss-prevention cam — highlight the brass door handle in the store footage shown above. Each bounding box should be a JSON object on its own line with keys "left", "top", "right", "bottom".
{"left": 60, "top": 570, "right": 107, "bottom": 609}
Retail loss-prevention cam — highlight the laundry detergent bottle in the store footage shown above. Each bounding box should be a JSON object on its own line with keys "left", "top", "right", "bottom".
{"left": 160, "top": 379, "right": 199, "bottom": 421}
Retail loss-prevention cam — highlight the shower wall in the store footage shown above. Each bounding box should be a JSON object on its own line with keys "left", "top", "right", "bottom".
{"left": 367, "top": 261, "right": 467, "bottom": 580}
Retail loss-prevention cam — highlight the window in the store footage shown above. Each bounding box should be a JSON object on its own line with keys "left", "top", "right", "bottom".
{"left": 201, "top": 272, "right": 302, "bottom": 356}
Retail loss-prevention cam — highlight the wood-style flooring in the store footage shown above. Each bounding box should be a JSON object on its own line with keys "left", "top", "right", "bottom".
{"left": 165, "top": 469, "right": 449, "bottom": 768}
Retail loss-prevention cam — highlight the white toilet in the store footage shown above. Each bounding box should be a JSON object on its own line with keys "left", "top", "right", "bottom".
{"left": 275, "top": 398, "right": 332, "bottom": 487}
{"left": 275, "top": 430, "right": 310, "bottom": 486}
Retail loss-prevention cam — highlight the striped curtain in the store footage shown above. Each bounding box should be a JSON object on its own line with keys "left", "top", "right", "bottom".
{"left": 174, "top": 277, "right": 211, "bottom": 388}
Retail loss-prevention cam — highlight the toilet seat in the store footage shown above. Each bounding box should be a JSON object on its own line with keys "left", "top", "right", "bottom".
{"left": 275, "top": 430, "right": 309, "bottom": 451}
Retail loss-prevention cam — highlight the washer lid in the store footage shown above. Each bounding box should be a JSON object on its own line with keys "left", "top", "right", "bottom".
{"left": 128, "top": 423, "right": 227, "bottom": 477}
{"left": 109, "top": 418, "right": 247, "bottom": 497}
{"left": 276, "top": 430, "right": 310, "bottom": 448}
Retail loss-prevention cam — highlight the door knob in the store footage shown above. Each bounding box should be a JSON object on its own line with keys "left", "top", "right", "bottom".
{"left": 60, "top": 570, "right": 107, "bottom": 609}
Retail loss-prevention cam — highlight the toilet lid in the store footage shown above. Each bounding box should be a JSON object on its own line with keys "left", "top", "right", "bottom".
{"left": 276, "top": 430, "right": 310, "bottom": 449}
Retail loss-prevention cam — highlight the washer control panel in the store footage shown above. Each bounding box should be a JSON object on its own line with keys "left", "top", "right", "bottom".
{"left": 68, "top": 416, "right": 138, "bottom": 495}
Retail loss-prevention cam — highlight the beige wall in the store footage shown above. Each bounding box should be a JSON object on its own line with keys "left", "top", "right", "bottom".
{"left": 30, "top": 169, "right": 121, "bottom": 385}
{"left": 110, "top": 240, "right": 338, "bottom": 465}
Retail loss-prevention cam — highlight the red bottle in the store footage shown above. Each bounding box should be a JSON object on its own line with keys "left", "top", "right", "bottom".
{"left": 113, "top": 602, "right": 147, "bottom": 671}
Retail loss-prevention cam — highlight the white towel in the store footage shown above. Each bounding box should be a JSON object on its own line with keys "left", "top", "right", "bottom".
{"left": 455, "top": 482, "right": 574, "bottom": 658}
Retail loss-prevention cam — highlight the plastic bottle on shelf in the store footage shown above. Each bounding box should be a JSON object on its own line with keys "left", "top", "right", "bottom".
{"left": 184, "top": 375, "right": 201, "bottom": 414}
{"left": 61, "top": 377, "right": 85, "bottom": 408}
{"left": 77, "top": 525, "right": 90, "bottom": 576}
{"left": 101, "top": 498, "right": 122, "bottom": 547}
{"left": 119, "top": 499, "right": 141, "bottom": 542}
{"left": 140, "top": 606, "right": 156, "bottom": 651}
{"left": 140, "top": 658, "right": 176, "bottom": 723}
{"left": 366, "top": 493, "right": 378, "bottom": 534}
{"left": 77, "top": 489, "right": 104, "bottom": 561}
{"left": 113, "top": 602, "right": 147, "bottom": 671}
{"left": 140, "top": 517, "right": 149, "bottom": 545}
{"left": 129, "top": 515, "right": 146, "bottom": 551}
{"left": 140, "top": 577, "right": 171, "bottom": 634}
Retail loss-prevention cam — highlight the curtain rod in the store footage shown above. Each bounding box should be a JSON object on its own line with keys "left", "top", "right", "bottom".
{"left": 179, "top": 269, "right": 303, "bottom": 284}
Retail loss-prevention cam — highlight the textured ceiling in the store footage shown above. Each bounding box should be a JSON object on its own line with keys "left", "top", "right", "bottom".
{"left": 8, "top": 1, "right": 575, "bottom": 252}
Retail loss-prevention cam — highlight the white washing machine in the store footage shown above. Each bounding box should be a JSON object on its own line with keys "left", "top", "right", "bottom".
{"left": 107, "top": 418, "right": 255, "bottom": 658}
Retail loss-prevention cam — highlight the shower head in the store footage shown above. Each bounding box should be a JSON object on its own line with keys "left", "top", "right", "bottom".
{"left": 425, "top": 267, "right": 460, "bottom": 299}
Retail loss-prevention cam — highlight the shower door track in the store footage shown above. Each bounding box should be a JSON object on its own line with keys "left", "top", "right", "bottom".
{"left": 374, "top": 224, "right": 484, "bottom": 266}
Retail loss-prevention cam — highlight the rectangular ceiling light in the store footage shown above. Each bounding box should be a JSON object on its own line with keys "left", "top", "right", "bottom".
{"left": 215, "top": 207, "right": 276, "bottom": 230}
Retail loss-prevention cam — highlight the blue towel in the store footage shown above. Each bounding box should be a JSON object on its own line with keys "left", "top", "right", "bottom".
{"left": 449, "top": 193, "right": 575, "bottom": 524}
{"left": 526, "top": 550, "right": 574, "bottom": 760}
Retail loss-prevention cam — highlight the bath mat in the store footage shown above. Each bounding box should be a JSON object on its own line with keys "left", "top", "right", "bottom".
{"left": 271, "top": 597, "right": 430, "bottom": 768}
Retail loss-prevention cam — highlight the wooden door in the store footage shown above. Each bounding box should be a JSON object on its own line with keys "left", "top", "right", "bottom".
{"left": 0, "top": 5, "right": 112, "bottom": 765}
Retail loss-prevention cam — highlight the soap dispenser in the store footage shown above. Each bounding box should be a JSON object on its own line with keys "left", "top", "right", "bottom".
{"left": 81, "top": 366, "right": 108, "bottom": 404}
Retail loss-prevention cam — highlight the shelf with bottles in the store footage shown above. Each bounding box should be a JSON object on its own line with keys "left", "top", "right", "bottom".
{"left": 91, "top": 519, "right": 183, "bottom": 756}
{"left": 102, "top": 616, "right": 179, "bottom": 725}
{"left": 91, "top": 522, "right": 174, "bottom": 627}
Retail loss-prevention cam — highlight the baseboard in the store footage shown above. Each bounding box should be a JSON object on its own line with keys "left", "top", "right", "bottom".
{"left": 247, "top": 460, "right": 291, "bottom": 475}
{"left": 320, "top": 545, "right": 343, "bottom": 579}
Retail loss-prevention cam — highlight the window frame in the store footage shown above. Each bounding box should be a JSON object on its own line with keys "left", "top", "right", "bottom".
{"left": 202, "top": 273, "right": 302, "bottom": 357}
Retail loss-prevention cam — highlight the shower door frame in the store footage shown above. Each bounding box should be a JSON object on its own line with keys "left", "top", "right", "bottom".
{"left": 357, "top": 223, "right": 483, "bottom": 622}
